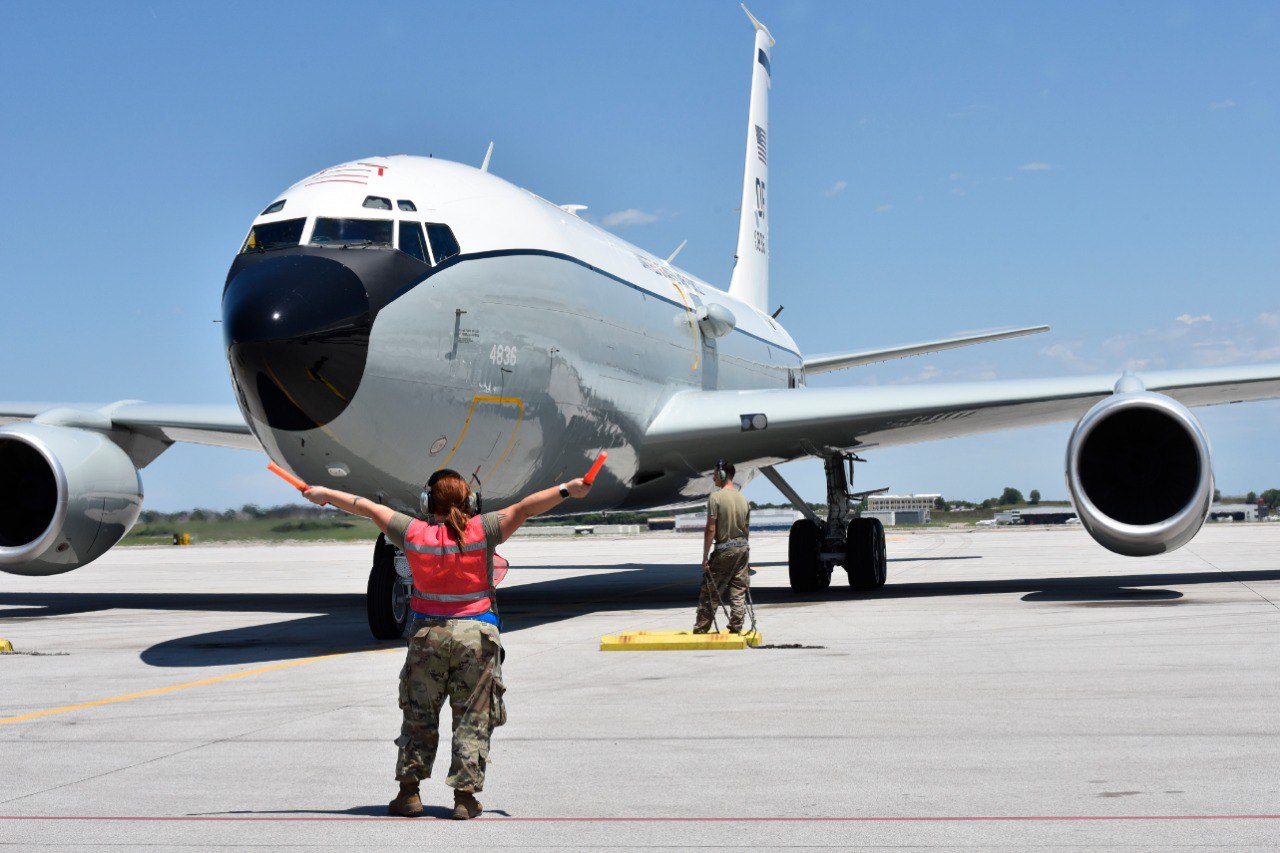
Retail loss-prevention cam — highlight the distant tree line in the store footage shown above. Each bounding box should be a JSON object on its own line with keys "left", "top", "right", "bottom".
{"left": 137, "top": 503, "right": 347, "bottom": 524}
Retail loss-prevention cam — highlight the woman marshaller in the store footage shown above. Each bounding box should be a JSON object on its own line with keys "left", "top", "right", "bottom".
{"left": 302, "top": 470, "right": 591, "bottom": 818}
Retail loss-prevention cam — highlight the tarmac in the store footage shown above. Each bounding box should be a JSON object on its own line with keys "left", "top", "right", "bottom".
{"left": 1, "top": 524, "right": 1278, "bottom": 851}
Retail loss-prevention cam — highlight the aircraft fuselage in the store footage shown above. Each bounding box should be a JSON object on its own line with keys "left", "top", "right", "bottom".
{"left": 223, "top": 156, "right": 802, "bottom": 515}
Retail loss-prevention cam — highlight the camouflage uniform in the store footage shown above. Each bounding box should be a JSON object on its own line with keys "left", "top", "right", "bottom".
{"left": 394, "top": 618, "right": 506, "bottom": 792}
{"left": 694, "top": 545, "right": 751, "bottom": 633}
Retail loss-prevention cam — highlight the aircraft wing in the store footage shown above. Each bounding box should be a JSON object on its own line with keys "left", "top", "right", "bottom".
{"left": 642, "top": 363, "right": 1280, "bottom": 473}
{"left": 0, "top": 401, "right": 258, "bottom": 455}
{"left": 803, "top": 325, "right": 1050, "bottom": 375}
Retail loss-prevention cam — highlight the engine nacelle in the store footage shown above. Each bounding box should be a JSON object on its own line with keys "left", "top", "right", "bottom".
{"left": 0, "top": 423, "right": 143, "bottom": 576}
{"left": 1066, "top": 389, "right": 1213, "bottom": 557}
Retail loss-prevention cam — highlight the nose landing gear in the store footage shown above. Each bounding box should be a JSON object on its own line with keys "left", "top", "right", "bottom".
{"left": 367, "top": 533, "right": 414, "bottom": 639}
{"left": 766, "top": 453, "right": 888, "bottom": 594}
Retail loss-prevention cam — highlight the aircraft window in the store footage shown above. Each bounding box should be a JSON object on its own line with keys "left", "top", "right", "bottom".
{"left": 362, "top": 196, "right": 393, "bottom": 210}
{"left": 397, "top": 200, "right": 417, "bottom": 211}
{"left": 239, "top": 217, "right": 305, "bottom": 253}
{"left": 260, "top": 200, "right": 286, "bottom": 215}
{"left": 425, "top": 223, "right": 460, "bottom": 263}
{"left": 398, "top": 221, "right": 429, "bottom": 263}
{"left": 311, "top": 218, "right": 393, "bottom": 248}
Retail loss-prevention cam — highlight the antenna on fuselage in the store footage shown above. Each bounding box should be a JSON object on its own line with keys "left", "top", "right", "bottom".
{"left": 480, "top": 141, "right": 494, "bottom": 173}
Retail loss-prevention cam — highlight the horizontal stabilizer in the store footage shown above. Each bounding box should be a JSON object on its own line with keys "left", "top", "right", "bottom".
{"left": 803, "top": 325, "right": 1050, "bottom": 375}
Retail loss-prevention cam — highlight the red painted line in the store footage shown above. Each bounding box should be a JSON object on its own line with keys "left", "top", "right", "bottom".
{"left": 1, "top": 814, "right": 1278, "bottom": 823}
{"left": 304, "top": 179, "right": 368, "bottom": 186}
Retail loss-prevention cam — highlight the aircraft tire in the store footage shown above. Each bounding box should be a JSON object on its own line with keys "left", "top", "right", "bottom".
{"left": 367, "top": 533, "right": 411, "bottom": 640}
{"left": 845, "top": 517, "right": 887, "bottom": 590}
{"left": 788, "top": 519, "right": 829, "bottom": 592}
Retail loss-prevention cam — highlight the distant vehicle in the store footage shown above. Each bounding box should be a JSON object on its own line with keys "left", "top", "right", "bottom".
{"left": 976, "top": 519, "right": 998, "bottom": 528}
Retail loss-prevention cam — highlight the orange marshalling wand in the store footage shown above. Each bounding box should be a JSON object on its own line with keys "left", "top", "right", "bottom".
{"left": 583, "top": 452, "right": 608, "bottom": 485}
{"left": 267, "top": 462, "right": 309, "bottom": 492}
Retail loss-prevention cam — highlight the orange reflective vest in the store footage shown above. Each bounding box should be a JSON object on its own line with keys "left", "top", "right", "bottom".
{"left": 403, "top": 515, "right": 505, "bottom": 617}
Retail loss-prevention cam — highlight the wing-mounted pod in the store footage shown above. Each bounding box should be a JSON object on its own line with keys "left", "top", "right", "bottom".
{"left": 1065, "top": 374, "right": 1214, "bottom": 556}
{"left": 0, "top": 422, "right": 144, "bottom": 576}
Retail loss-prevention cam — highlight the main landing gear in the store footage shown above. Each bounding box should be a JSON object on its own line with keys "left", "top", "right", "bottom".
{"left": 367, "top": 533, "right": 413, "bottom": 639}
{"left": 767, "top": 454, "right": 887, "bottom": 594}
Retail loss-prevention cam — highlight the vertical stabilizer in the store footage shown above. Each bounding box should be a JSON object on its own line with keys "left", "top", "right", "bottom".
{"left": 728, "top": 5, "right": 774, "bottom": 312}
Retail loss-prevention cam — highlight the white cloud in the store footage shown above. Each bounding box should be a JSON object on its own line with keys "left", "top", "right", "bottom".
{"left": 1017, "top": 162, "right": 1060, "bottom": 172}
{"left": 1040, "top": 341, "right": 1089, "bottom": 370}
{"left": 822, "top": 180, "right": 847, "bottom": 197}
{"left": 874, "top": 204, "right": 893, "bottom": 214}
{"left": 602, "top": 208, "right": 661, "bottom": 227}
{"left": 1062, "top": 313, "right": 1280, "bottom": 373}
{"left": 1210, "top": 99, "right": 1237, "bottom": 111}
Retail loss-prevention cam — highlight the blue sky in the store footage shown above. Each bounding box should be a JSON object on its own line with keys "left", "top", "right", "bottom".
{"left": 2, "top": 1, "right": 1277, "bottom": 510}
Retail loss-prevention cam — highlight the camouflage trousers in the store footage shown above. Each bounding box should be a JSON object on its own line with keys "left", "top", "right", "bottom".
{"left": 694, "top": 546, "right": 750, "bottom": 633}
{"left": 394, "top": 618, "right": 506, "bottom": 792}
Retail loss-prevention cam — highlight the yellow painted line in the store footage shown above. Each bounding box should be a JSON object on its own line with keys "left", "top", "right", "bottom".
{"left": 670, "top": 281, "right": 700, "bottom": 371}
{"left": 0, "top": 647, "right": 395, "bottom": 727}
{"left": 438, "top": 394, "right": 524, "bottom": 483}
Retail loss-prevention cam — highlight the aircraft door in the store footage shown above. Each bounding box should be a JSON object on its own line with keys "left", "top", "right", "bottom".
{"left": 435, "top": 394, "right": 525, "bottom": 496}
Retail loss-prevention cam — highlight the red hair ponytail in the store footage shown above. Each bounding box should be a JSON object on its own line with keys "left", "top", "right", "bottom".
{"left": 430, "top": 474, "right": 472, "bottom": 544}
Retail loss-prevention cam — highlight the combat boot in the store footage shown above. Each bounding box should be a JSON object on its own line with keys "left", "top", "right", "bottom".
{"left": 388, "top": 776, "right": 423, "bottom": 817}
{"left": 452, "top": 789, "right": 483, "bottom": 820}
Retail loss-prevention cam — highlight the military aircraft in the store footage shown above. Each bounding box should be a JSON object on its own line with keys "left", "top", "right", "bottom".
{"left": 4, "top": 7, "right": 1279, "bottom": 638}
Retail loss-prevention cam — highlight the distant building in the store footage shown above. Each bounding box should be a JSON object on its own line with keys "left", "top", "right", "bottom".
{"left": 864, "top": 509, "right": 927, "bottom": 526}
{"left": 673, "top": 508, "right": 802, "bottom": 533}
{"left": 867, "top": 494, "right": 938, "bottom": 524}
{"left": 1209, "top": 503, "right": 1258, "bottom": 522}
{"left": 995, "top": 506, "right": 1078, "bottom": 525}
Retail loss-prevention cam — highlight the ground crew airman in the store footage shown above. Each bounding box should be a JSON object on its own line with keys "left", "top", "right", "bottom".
{"left": 693, "top": 460, "right": 751, "bottom": 634}
{"left": 303, "top": 471, "right": 591, "bottom": 819}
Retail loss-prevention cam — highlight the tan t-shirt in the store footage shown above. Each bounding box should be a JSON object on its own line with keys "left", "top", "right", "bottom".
{"left": 708, "top": 488, "right": 750, "bottom": 545}
{"left": 386, "top": 511, "right": 503, "bottom": 554}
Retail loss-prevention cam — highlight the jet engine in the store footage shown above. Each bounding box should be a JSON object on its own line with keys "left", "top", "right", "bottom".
{"left": 1065, "top": 385, "right": 1213, "bottom": 557}
{"left": 0, "top": 423, "right": 143, "bottom": 576}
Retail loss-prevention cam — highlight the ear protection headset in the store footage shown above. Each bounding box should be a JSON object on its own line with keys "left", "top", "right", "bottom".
{"left": 714, "top": 459, "right": 728, "bottom": 483}
{"left": 421, "top": 469, "right": 480, "bottom": 518}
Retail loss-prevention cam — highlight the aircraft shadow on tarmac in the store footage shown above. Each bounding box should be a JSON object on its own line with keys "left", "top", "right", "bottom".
{"left": 3, "top": 563, "right": 1277, "bottom": 669}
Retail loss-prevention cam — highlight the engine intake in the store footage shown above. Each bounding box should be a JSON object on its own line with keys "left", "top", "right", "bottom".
{"left": 0, "top": 423, "right": 143, "bottom": 576}
{"left": 1066, "top": 390, "right": 1213, "bottom": 557}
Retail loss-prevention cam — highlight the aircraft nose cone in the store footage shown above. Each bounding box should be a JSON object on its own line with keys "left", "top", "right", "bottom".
{"left": 222, "top": 254, "right": 371, "bottom": 431}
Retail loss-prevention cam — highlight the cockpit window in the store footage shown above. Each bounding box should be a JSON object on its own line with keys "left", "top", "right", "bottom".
{"left": 397, "top": 200, "right": 417, "bottom": 211}
{"left": 261, "top": 200, "right": 286, "bottom": 215}
{"left": 311, "top": 218, "right": 393, "bottom": 248}
{"left": 362, "top": 196, "right": 392, "bottom": 210}
{"left": 425, "top": 223, "right": 460, "bottom": 263}
{"left": 398, "top": 221, "right": 429, "bottom": 264}
{"left": 240, "top": 217, "right": 305, "bottom": 253}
